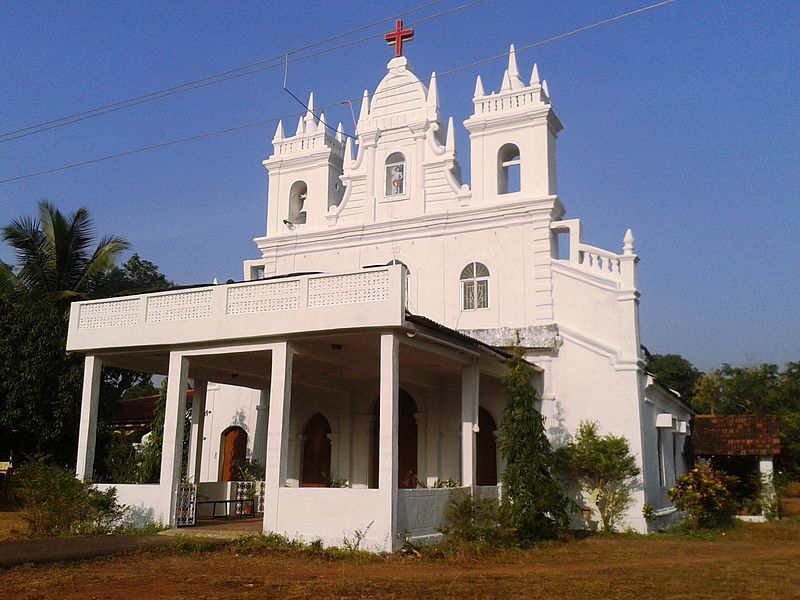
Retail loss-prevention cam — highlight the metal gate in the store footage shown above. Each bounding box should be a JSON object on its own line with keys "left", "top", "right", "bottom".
{"left": 175, "top": 482, "right": 197, "bottom": 527}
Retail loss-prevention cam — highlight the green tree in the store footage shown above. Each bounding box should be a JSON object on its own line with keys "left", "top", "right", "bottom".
{"left": 646, "top": 354, "right": 702, "bottom": 403}
{"left": 98, "top": 253, "right": 173, "bottom": 297}
{"left": 558, "top": 421, "right": 640, "bottom": 532}
{"left": 0, "top": 299, "right": 83, "bottom": 464}
{"left": 0, "top": 201, "right": 129, "bottom": 303}
{"left": 499, "top": 342, "right": 569, "bottom": 542}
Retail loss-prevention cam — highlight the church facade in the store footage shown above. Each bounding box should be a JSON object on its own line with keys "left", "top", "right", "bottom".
{"left": 68, "top": 38, "right": 690, "bottom": 548}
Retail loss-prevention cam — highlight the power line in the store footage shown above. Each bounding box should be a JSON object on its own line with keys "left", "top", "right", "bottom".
{"left": 0, "top": 0, "right": 678, "bottom": 185}
{"left": 0, "top": 0, "right": 455, "bottom": 143}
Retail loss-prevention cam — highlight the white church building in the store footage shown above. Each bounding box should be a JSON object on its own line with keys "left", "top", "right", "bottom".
{"left": 68, "top": 31, "right": 690, "bottom": 549}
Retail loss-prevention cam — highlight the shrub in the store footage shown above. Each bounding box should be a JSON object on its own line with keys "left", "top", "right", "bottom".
{"left": 499, "top": 340, "right": 569, "bottom": 542}
{"left": 13, "top": 457, "right": 126, "bottom": 537}
{"left": 557, "top": 421, "right": 640, "bottom": 532}
{"left": 441, "top": 491, "right": 509, "bottom": 549}
{"left": 668, "top": 463, "right": 738, "bottom": 532}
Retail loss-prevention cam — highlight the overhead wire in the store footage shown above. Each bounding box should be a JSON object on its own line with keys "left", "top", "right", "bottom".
{"left": 0, "top": 0, "right": 677, "bottom": 185}
{"left": 0, "top": 0, "right": 459, "bottom": 143}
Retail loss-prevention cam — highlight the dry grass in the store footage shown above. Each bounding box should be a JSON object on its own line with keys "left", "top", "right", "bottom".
{"left": 0, "top": 511, "right": 27, "bottom": 540}
{"left": 1, "top": 518, "right": 800, "bottom": 599}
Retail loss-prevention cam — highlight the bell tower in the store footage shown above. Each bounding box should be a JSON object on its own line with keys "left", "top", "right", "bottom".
{"left": 463, "top": 45, "right": 562, "bottom": 203}
{"left": 263, "top": 93, "right": 346, "bottom": 234}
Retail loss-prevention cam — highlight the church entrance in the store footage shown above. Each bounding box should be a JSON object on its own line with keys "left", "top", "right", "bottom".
{"left": 219, "top": 426, "right": 247, "bottom": 481}
{"left": 369, "top": 389, "right": 418, "bottom": 488}
{"left": 476, "top": 407, "right": 498, "bottom": 486}
{"left": 300, "top": 413, "right": 332, "bottom": 487}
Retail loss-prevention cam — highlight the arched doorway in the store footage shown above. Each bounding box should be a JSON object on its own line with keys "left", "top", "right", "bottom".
{"left": 476, "top": 407, "right": 498, "bottom": 486}
{"left": 301, "top": 413, "right": 332, "bottom": 487}
{"left": 220, "top": 426, "right": 248, "bottom": 482}
{"left": 369, "top": 389, "right": 418, "bottom": 488}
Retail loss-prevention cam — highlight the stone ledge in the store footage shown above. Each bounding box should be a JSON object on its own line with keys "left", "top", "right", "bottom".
{"left": 459, "top": 324, "right": 559, "bottom": 349}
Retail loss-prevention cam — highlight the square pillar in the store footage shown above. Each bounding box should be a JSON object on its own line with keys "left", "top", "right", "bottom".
{"left": 461, "top": 362, "right": 480, "bottom": 489}
{"left": 75, "top": 355, "right": 103, "bottom": 481}
{"left": 263, "top": 342, "right": 293, "bottom": 532}
{"left": 187, "top": 380, "right": 208, "bottom": 484}
{"left": 378, "top": 332, "right": 399, "bottom": 550}
{"left": 251, "top": 390, "right": 270, "bottom": 474}
{"left": 160, "top": 352, "right": 190, "bottom": 526}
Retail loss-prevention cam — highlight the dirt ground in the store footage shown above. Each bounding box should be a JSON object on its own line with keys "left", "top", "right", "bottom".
{"left": 2, "top": 519, "right": 800, "bottom": 599}
{"left": 0, "top": 511, "right": 26, "bottom": 541}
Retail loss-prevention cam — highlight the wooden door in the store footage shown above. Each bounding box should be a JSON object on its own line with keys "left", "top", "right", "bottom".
{"left": 220, "top": 427, "right": 247, "bottom": 481}
{"left": 476, "top": 407, "right": 498, "bottom": 486}
{"left": 301, "top": 413, "right": 332, "bottom": 487}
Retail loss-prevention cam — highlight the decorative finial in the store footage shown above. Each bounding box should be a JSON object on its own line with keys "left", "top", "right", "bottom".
{"left": 385, "top": 19, "right": 414, "bottom": 57}
{"left": 427, "top": 72, "right": 439, "bottom": 109}
{"left": 304, "top": 92, "right": 316, "bottom": 131}
{"left": 295, "top": 115, "right": 304, "bottom": 136}
{"left": 318, "top": 111, "right": 327, "bottom": 132}
{"left": 507, "top": 44, "right": 524, "bottom": 89}
{"left": 623, "top": 229, "right": 635, "bottom": 255}
{"left": 358, "top": 89, "right": 370, "bottom": 122}
{"left": 530, "top": 63, "right": 540, "bottom": 85}
{"left": 273, "top": 120, "right": 284, "bottom": 141}
{"left": 474, "top": 74, "right": 485, "bottom": 98}
{"left": 445, "top": 116, "right": 455, "bottom": 152}
{"left": 335, "top": 122, "right": 344, "bottom": 143}
{"left": 344, "top": 135, "right": 354, "bottom": 162}
{"left": 500, "top": 69, "right": 511, "bottom": 92}
{"left": 542, "top": 79, "right": 550, "bottom": 98}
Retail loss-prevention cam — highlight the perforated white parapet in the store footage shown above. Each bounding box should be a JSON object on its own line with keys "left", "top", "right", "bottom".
{"left": 307, "top": 270, "right": 390, "bottom": 307}
{"left": 146, "top": 290, "right": 213, "bottom": 323}
{"left": 78, "top": 298, "right": 141, "bottom": 329}
{"left": 226, "top": 280, "right": 302, "bottom": 315}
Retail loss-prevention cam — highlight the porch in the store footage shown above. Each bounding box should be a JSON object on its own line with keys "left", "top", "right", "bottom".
{"left": 68, "top": 266, "right": 514, "bottom": 551}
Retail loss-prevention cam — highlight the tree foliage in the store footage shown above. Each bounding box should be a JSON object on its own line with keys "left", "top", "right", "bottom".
{"left": 0, "top": 201, "right": 129, "bottom": 303}
{"left": 558, "top": 421, "right": 640, "bottom": 532}
{"left": 499, "top": 342, "right": 569, "bottom": 541}
{"left": 0, "top": 202, "right": 171, "bottom": 470}
{"left": 646, "top": 353, "right": 702, "bottom": 403}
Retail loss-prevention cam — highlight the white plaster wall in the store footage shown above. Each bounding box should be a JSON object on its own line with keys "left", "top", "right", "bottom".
{"left": 274, "top": 488, "right": 389, "bottom": 550}
{"left": 95, "top": 483, "right": 165, "bottom": 527}
{"left": 200, "top": 383, "right": 262, "bottom": 482}
{"left": 396, "top": 488, "right": 454, "bottom": 540}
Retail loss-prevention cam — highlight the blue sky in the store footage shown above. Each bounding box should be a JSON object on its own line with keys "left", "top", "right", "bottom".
{"left": 1, "top": 0, "right": 798, "bottom": 371}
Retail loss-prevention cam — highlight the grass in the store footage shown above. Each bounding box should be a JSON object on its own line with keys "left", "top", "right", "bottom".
{"left": 1, "top": 517, "right": 799, "bottom": 598}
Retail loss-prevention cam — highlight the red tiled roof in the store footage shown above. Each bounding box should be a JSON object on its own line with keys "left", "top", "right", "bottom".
{"left": 112, "top": 389, "right": 193, "bottom": 426}
{"left": 692, "top": 415, "right": 781, "bottom": 457}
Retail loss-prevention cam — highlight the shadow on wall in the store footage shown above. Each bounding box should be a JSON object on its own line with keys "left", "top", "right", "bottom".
{"left": 123, "top": 505, "right": 157, "bottom": 529}
{"left": 548, "top": 400, "right": 572, "bottom": 450}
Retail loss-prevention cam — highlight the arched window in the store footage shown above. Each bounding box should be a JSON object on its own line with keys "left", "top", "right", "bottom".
{"left": 288, "top": 180, "right": 308, "bottom": 224}
{"left": 301, "top": 413, "right": 332, "bottom": 487}
{"left": 497, "top": 144, "right": 521, "bottom": 194}
{"left": 385, "top": 152, "right": 406, "bottom": 196}
{"left": 460, "top": 262, "right": 490, "bottom": 310}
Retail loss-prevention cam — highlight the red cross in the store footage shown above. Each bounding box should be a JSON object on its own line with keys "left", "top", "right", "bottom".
{"left": 385, "top": 19, "right": 414, "bottom": 58}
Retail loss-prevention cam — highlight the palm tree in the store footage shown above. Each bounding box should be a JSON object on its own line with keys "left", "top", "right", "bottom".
{"left": 1, "top": 201, "right": 129, "bottom": 302}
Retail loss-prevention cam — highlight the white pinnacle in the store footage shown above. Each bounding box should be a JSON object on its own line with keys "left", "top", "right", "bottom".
{"left": 474, "top": 74, "right": 485, "bottom": 98}
{"left": 273, "top": 119, "right": 284, "bottom": 141}
{"left": 530, "top": 63, "right": 540, "bottom": 85}
{"left": 507, "top": 44, "right": 525, "bottom": 89}
{"left": 426, "top": 72, "right": 439, "bottom": 109}
{"left": 445, "top": 116, "right": 455, "bottom": 152}
{"left": 358, "top": 89, "right": 370, "bottom": 122}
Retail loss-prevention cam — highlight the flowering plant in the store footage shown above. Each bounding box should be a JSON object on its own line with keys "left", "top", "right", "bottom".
{"left": 668, "top": 463, "right": 738, "bottom": 532}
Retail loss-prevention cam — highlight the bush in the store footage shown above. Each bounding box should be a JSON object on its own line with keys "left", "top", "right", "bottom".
{"left": 441, "top": 491, "right": 509, "bottom": 549}
{"left": 13, "top": 457, "right": 126, "bottom": 537}
{"left": 557, "top": 421, "right": 640, "bottom": 532}
{"left": 668, "top": 463, "right": 738, "bottom": 532}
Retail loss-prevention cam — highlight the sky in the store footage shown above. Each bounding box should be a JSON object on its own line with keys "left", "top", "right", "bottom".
{"left": 1, "top": 0, "right": 798, "bottom": 372}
